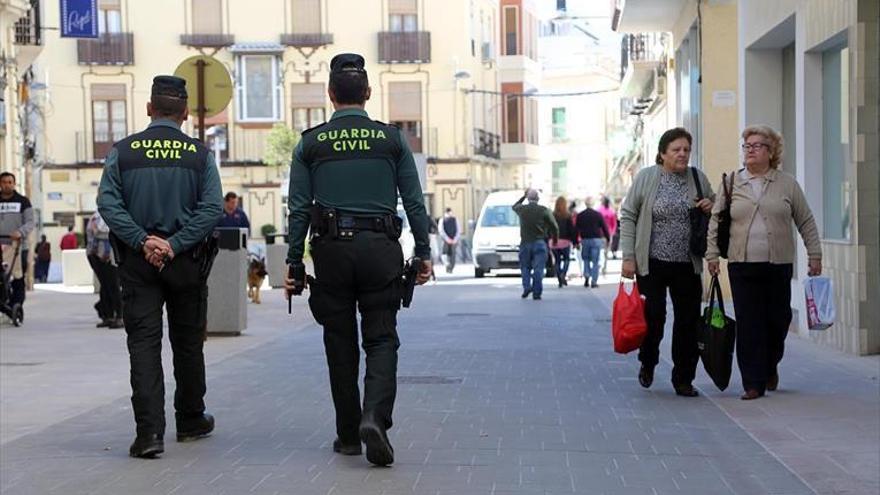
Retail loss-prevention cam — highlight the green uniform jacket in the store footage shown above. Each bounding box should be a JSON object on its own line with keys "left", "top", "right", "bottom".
{"left": 286, "top": 108, "right": 430, "bottom": 264}
{"left": 512, "top": 196, "right": 559, "bottom": 243}
{"left": 97, "top": 120, "right": 223, "bottom": 255}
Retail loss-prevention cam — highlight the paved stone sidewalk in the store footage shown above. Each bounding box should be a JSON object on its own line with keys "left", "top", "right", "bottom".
{"left": 0, "top": 275, "right": 876, "bottom": 494}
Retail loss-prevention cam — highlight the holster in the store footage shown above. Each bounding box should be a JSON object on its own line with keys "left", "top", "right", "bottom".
{"left": 310, "top": 205, "right": 338, "bottom": 239}
{"left": 194, "top": 231, "right": 220, "bottom": 280}
{"left": 108, "top": 232, "right": 126, "bottom": 266}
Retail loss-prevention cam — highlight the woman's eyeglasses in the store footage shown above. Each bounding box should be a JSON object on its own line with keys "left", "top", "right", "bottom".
{"left": 742, "top": 143, "right": 770, "bottom": 152}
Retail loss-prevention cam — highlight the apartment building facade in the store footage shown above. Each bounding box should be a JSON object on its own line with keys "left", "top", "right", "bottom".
{"left": 496, "top": 0, "right": 542, "bottom": 192}
{"left": 27, "top": 0, "right": 509, "bottom": 255}
{"left": 535, "top": 0, "right": 620, "bottom": 201}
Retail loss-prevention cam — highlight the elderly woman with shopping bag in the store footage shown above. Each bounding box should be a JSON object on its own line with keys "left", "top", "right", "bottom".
{"left": 619, "top": 127, "right": 714, "bottom": 397}
{"left": 707, "top": 125, "right": 822, "bottom": 400}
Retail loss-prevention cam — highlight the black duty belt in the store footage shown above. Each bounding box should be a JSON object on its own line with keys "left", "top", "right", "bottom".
{"left": 336, "top": 215, "right": 389, "bottom": 239}
{"left": 338, "top": 215, "right": 388, "bottom": 231}
{"left": 311, "top": 206, "right": 401, "bottom": 240}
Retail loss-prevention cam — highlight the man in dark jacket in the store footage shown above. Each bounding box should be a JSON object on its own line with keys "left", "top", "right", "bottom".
{"left": 0, "top": 172, "right": 34, "bottom": 309}
{"left": 512, "top": 189, "right": 558, "bottom": 300}
{"left": 98, "top": 75, "right": 223, "bottom": 459}
{"left": 216, "top": 191, "right": 251, "bottom": 233}
{"left": 575, "top": 196, "right": 610, "bottom": 288}
{"left": 439, "top": 208, "right": 461, "bottom": 273}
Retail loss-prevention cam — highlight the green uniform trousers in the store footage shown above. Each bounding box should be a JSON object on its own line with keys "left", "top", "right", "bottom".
{"left": 118, "top": 247, "right": 208, "bottom": 437}
{"left": 308, "top": 230, "right": 403, "bottom": 445}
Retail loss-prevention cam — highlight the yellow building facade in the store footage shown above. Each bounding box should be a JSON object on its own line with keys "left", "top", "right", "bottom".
{"left": 28, "top": 0, "right": 518, "bottom": 257}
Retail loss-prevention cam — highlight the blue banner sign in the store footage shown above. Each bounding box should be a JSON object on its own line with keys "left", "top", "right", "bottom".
{"left": 60, "top": 0, "right": 98, "bottom": 38}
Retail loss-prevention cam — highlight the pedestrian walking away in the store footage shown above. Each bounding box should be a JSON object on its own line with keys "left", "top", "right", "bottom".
{"left": 575, "top": 196, "right": 610, "bottom": 288}
{"left": 283, "top": 53, "right": 433, "bottom": 467}
{"left": 33, "top": 234, "right": 51, "bottom": 283}
{"left": 550, "top": 196, "right": 576, "bottom": 288}
{"left": 440, "top": 208, "right": 461, "bottom": 273}
{"left": 0, "top": 172, "right": 35, "bottom": 313}
{"left": 97, "top": 75, "right": 223, "bottom": 459}
{"left": 512, "top": 188, "right": 558, "bottom": 300}
{"left": 86, "top": 208, "right": 123, "bottom": 329}
{"left": 619, "top": 127, "right": 714, "bottom": 398}
{"left": 598, "top": 196, "right": 618, "bottom": 272}
{"left": 60, "top": 225, "right": 78, "bottom": 250}
{"left": 707, "top": 125, "right": 822, "bottom": 401}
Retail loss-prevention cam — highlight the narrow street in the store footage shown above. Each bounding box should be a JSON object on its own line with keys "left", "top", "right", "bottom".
{"left": 2, "top": 265, "right": 877, "bottom": 494}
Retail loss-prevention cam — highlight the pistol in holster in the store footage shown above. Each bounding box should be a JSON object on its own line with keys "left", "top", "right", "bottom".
{"left": 193, "top": 231, "right": 220, "bottom": 280}
{"left": 109, "top": 232, "right": 125, "bottom": 266}
{"left": 310, "top": 205, "right": 339, "bottom": 239}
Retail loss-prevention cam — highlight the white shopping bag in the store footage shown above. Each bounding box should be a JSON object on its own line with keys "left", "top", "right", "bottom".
{"left": 803, "top": 276, "right": 835, "bottom": 330}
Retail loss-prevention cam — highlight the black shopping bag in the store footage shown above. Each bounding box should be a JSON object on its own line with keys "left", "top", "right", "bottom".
{"left": 698, "top": 275, "right": 736, "bottom": 391}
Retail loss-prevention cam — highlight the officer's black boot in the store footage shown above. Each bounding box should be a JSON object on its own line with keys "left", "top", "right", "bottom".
{"left": 129, "top": 434, "right": 164, "bottom": 458}
{"left": 359, "top": 412, "right": 393, "bottom": 466}
{"left": 333, "top": 438, "right": 363, "bottom": 455}
{"left": 176, "top": 413, "right": 214, "bottom": 442}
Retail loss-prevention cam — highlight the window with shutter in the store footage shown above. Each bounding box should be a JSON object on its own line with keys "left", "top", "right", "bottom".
{"left": 192, "top": 0, "right": 222, "bottom": 34}
{"left": 389, "top": 0, "right": 417, "bottom": 32}
{"left": 91, "top": 84, "right": 127, "bottom": 159}
{"left": 291, "top": 0, "right": 321, "bottom": 34}
{"left": 388, "top": 81, "right": 423, "bottom": 152}
{"left": 291, "top": 83, "right": 327, "bottom": 133}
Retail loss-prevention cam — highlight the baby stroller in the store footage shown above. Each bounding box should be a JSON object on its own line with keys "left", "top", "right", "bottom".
{"left": 1, "top": 235, "right": 24, "bottom": 327}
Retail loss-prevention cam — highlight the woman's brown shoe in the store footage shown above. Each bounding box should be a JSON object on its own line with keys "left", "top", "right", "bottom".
{"left": 740, "top": 389, "right": 765, "bottom": 400}
{"left": 766, "top": 373, "right": 779, "bottom": 391}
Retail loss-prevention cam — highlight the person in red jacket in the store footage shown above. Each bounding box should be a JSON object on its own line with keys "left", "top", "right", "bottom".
{"left": 59, "top": 225, "right": 78, "bottom": 250}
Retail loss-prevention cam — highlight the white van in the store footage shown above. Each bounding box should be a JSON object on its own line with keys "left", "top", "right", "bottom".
{"left": 471, "top": 190, "right": 555, "bottom": 278}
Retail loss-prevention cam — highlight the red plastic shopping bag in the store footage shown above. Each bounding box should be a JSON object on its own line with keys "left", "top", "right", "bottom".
{"left": 612, "top": 281, "right": 648, "bottom": 354}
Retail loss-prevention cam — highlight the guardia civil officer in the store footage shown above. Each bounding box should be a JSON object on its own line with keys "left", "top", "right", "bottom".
{"left": 97, "top": 76, "right": 223, "bottom": 459}
{"left": 284, "top": 54, "right": 433, "bottom": 467}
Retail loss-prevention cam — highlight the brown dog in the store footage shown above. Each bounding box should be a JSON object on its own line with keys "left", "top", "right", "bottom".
{"left": 247, "top": 257, "right": 268, "bottom": 304}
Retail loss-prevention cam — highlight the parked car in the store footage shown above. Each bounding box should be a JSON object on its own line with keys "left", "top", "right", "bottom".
{"left": 471, "top": 190, "right": 555, "bottom": 278}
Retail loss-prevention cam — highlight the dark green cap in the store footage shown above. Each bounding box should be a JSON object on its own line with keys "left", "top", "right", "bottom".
{"left": 152, "top": 75, "right": 188, "bottom": 99}
{"left": 330, "top": 53, "right": 367, "bottom": 74}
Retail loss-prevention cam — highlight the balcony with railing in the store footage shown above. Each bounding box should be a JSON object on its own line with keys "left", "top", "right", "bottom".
{"left": 378, "top": 32, "right": 431, "bottom": 64}
{"left": 180, "top": 33, "right": 235, "bottom": 48}
{"left": 78, "top": 33, "right": 135, "bottom": 65}
{"left": 473, "top": 129, "right": 500, "bottom": 159}
{"left": 280, "top": 33, "right": 334, "bottom": 47}
{"left": 619, "top": 32, "right": 667, "bottom": 98}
